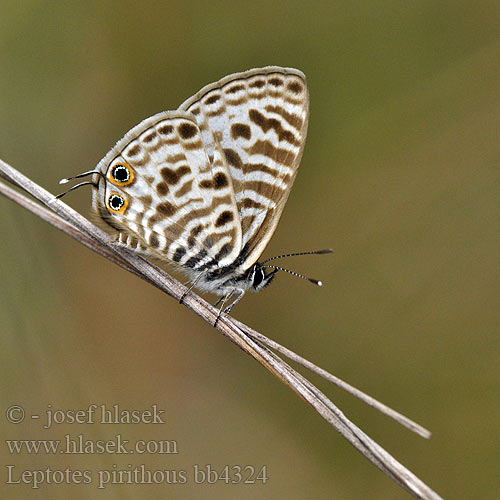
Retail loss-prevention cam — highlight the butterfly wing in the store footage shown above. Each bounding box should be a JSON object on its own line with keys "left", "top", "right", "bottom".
{"left": 92, "top": 111, "right": 242, "bottom": 271}
{"left": 179, "top": 66, "right": 309, "bottom": 269}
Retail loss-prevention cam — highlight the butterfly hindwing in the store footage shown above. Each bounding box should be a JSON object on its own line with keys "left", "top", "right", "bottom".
{"left": 179, "top": 66, "right": 309, "bottom": 269}
{"left": 92, "top": 111, "right": 242, "bottom": 270}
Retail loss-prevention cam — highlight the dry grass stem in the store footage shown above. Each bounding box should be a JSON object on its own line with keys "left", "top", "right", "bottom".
{"left": 0, "top": 158, "right": 443, "bottom": 500}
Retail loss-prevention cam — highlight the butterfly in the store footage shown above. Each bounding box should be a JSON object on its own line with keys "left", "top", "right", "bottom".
{"left": 59, "top": 66, "right": 330, "bottom": 315}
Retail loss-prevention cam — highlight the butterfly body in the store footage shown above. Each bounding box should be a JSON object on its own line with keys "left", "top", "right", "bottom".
{"left": 88, "top": 67, "right": 310, "bottom": 310}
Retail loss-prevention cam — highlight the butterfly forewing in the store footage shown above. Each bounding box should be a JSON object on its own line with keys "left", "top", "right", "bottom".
{"left": 93, "top": 111, "right": 242, "bottom": 269}
{"left": 92, "top": 67, "right": 309, "bottom": 299}
{"left": 179, "top": 66, "right": 309, "bottom": 269}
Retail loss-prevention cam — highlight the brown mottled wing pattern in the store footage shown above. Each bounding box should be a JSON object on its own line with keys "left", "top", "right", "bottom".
{"left": 92, "top": 111, "right": 242, "bottom": 269}
{"left": 179, "top": 66, "right": 309, "bottom": 269}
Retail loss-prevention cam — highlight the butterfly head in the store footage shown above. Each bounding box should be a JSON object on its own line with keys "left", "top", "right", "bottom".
{"left": 248, "top": 263, "right": 277, "bottom": 291}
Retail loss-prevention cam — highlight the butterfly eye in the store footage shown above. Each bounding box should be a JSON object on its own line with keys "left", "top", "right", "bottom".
{"left": 109, "top": 162, "right": 134, "bottom": 186}
{"left": 108, "top": 193, "right": 128, "bottom": 213}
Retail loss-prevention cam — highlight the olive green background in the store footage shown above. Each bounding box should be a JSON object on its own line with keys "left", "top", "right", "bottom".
{"left": 1, "top": 1, "right": 498, "bottom": 499}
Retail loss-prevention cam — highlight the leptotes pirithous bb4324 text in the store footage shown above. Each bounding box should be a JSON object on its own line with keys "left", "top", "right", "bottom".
{"left": 59, "top": 66, "right": 330, "bottom": 313}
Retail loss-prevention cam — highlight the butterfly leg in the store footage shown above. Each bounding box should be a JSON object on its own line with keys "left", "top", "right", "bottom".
{"left": 179, "top": 271, "right": 206, "bottom": 305}
{"left": 223, "top": 289, "right": 245, "bottom": 314}
{"left": 213, "top": 288, "right": 246, "bottom": 326}
{"left": 213, "top": 289, "right": 238, "bottom": 327}
{"left": 213, "top": 296, "right": 224, "bottom": 308}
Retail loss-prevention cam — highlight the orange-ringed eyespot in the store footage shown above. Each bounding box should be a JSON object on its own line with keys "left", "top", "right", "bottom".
{"left": 109, "top": 162, "right": 134, "bottom": 186}
{"left": 108, "top": 193, "right": 127, "bottom": 213}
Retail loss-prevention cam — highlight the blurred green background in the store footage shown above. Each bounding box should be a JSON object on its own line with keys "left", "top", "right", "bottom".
{"left": 1, "top": 1, "right": 498, "bottom": 499}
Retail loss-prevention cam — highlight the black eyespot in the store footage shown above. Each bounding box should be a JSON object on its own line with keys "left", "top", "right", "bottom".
{"left": 112, "top": 164, "right": 130, "bottom": 183}
{"left": 108, "top": 194, "right": 125, "bottom": 211}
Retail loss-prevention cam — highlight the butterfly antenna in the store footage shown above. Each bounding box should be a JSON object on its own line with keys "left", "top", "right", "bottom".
{"left": 261, "top": 248, "right": 332, "bottom": 264}
{"left": 261, "top": 265, "right": 324, "bottom": 286}
{"left": 54, "top": 181, "right": 97, "bottom": 200}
